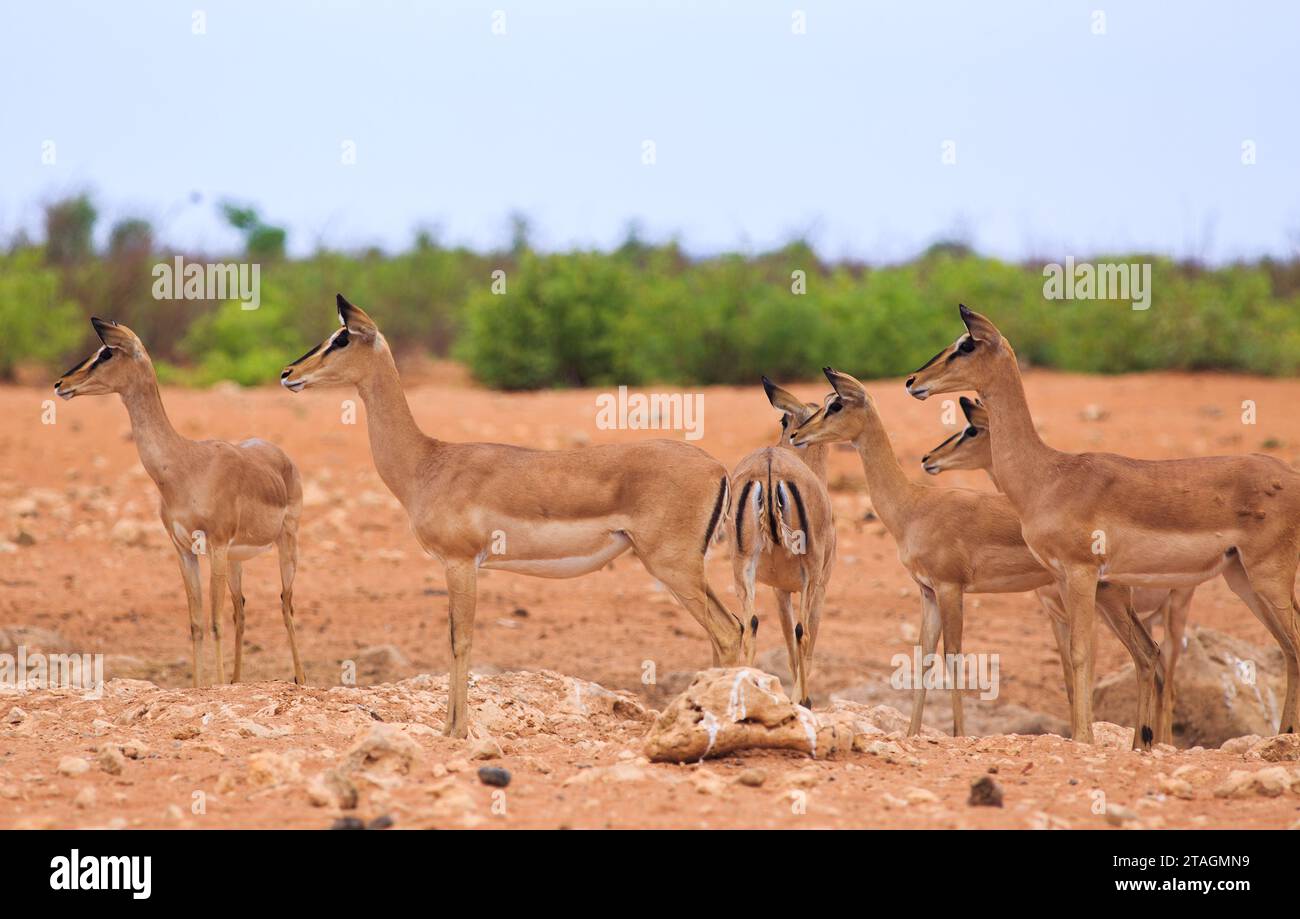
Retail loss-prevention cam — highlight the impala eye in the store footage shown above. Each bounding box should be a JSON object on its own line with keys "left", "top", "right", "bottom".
{"left": 327, "top": 329, "right": 351, "bottom": 352}
{"left": 959, "top": 338, "right": 976, "bottom": 353}
{"left": 964, "top": 426, "right": 979, "bottom": 437}
{"left": 827, "top": 401, "right": 843, "bottom": 414}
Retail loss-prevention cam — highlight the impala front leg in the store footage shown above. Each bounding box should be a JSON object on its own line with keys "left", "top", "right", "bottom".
{"left": 208, "top": 545, "right": 229, "bottom": 684}
{"left": 174, "top": 545, "right": 205, "bottom": 687}
{"left": 936, "top": 584, "right": 966, "bottom": 737}
{"left": 442, "top": 561, "right": 478, "bottom": 739}
{"left": 909, "top": 584, "right": 941, "bottom": 736}
{"left": 1062, "top": 567, "right": 1100, "bottom": 744}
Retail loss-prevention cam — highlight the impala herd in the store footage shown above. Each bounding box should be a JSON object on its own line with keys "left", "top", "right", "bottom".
{"left": 53, "top": 299, "right": 1299, "bottom": 752}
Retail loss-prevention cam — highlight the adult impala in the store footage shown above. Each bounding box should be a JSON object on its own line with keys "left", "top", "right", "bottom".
{"left": 730, "top": 378, "right": 835, "bottom": 707}
{"left": 281, "top": 295, "right": 748, "bottom": 738}
{"left": 921, "top": 395, "right": 1195, "bottom": 744}
{"left": 55, "top": 318, "right": 307, "bottom": 687}
{"left": 790, "top": 368, "right": 1163, "bottom": 743}
{"left": 906, "top": 305, "right": 1300, "bottom": 742}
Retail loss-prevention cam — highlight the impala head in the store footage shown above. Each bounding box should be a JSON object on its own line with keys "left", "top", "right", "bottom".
{"left": 761, "top": 376, "right": 820, "bottom": 448}
{"left": 281, "top": 294, "right": 385, "bottom": 391}
{"left": 905, "top": 305, "right": 1008, "bottom": 400}
{"left": 788, "top": 368, "right": 869, "bottom": 447}
{"left": 921, "top": 396, "right": 990, "bottom": 474}
{"left": 54, "top": 318, "right": 152, "bottom": 399}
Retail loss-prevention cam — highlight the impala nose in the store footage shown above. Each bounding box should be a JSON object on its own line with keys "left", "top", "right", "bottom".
{"left": 280, "top": 368, "right": 291, "bottom": 379}
{"left": 905, "top": 375, "right": 916, "bottom": 388}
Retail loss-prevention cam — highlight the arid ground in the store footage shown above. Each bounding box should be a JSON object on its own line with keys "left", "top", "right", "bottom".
{"left": 3, "top": 367, "right": 1300, "bottom": 828}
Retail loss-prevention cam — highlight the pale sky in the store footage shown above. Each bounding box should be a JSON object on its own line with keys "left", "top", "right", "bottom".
{"left": 2, "top": 0, "right": 1297, "bottom": 262}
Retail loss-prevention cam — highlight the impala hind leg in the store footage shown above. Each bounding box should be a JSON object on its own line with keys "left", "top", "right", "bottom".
{"left": 773, "top": 589, "right": 799, "bottom": 695}
{"left": 207, "top": 545, "right": 229, "bottom": 684}
{"left": 1095, "top": 585, "right": 1160, "bottom": 751}
{"left": 227, "top": 561, "right": 246, "bottom": 683}
{"left": 1157, "top": 588, "right": 1193, "bottom": 744}
{"left": 1224, "top": 554, "right": 1300, "bottom": 734}
{"left": 936, "top": 584, "right": 966, "bottom": 737}
{"left": 909, "top": 584, "right": 941, "bottom": 736}
{"left": 1035, "top": 587, "right": 1075, "bottom": 707}
{"left": 1062, "top": 568, "right": 1100, "bottom": 744}
{"left": 174, "top": 545, "right": 205, "bottom": 687}
{"left": 731, "top": 549, "right": 761, "bottom": 667}
{"left": 796, "top": 580, "right": 828, "bottom": 709}
{"left": 276, "top": 527, "right": 307, "bottom": 685}
{"left": 640, "top": 550, "right": 743, "bottom": 666}
{"left": 442, "top": 561, "right": 478, "bottom": 739}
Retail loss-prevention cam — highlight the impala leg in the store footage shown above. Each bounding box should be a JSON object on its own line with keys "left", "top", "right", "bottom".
{"left": 773, "top": 589, "right": 799, "bottom": 698}
{"left": 174, "top": 544, "right": 205, "bottom": 687}
{"left": 1095, "top": 584, "right": 1159, "bottom": 751}
{"left": 639, "top": 550, "right": 742, "bottom": 666}
{"left": 909, "top": 584, "right": 941, "bottom": 736}
{"left": 1036, "top": 587, "right": 1075, "bottom": 708}
{"left": 1158, "top": 588, "right": 1193, "bottom": 744}
{"left": 936, "top": 584, "right": 966, "bottom": 737}
{"left": 798, "top": 580, "right": 828, "bottom": 709}
{"left": 1062, "top": 567, "right": 1100, "bottom": 744}
{"left": 227, "top": 561, "right": 245, "bottom": 683}
{"left": 277, "top": 526, "right": 306, "bottom": 685}
{"left": 732, "top": 552, "right": 760, "bottom": 668}
{"left": 1224, "top": 554, "right": 1300, "bottom": 734}
{"left": 442, "top": 561, "right": 478, "bottom": 739}
{"left": 207, "top": 545, "right": 229, "bottom": 685}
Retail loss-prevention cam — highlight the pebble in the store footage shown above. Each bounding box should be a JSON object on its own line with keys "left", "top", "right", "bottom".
{"left": 477, "top": 766, "right": 511, "bottom": 788}
{"left": 968, "top": 775, "right": 1003, "bottom": 807}
{"left": 57, "top": 756, "right": 90, "bottom": 777}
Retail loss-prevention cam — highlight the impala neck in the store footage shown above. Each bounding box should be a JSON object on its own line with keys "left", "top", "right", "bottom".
{"left": 118, "top": 371, "right": 189, "bottom": 486}
{"left": 355, "top": 347, "right": 434, "bottom": 506}
{"left": 979, "top": 352, "right": 1055, "bottom": 510}
{"left": 850, "top": 402, "right": 914, "bottom": 534}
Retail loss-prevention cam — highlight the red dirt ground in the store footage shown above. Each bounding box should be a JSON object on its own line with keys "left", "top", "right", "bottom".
{"left": 2, "top": 368, "right": 1300, "bottom": 828}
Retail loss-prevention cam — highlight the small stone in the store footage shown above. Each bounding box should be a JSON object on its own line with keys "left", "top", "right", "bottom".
{"left": 330, "top": 816, "right": 366, "bottom": 830}
{"left": 97, "top": 744, "right": 126, "bottom": 776}
{"left": 73, "top": 786, "right": 97, "bottom": 809}
{"left": 445, "top": 758, "right": 470, "bottom": 773}
{"left": 736, "top": 769, "right": 766, "bottom": 787}
{"left": 90, "top": 719, "right": 114, "bottom": 736}
{"left": 1105, "top": 803, "right": 1139, "bottom": 827}
{"left": 57, "top": 756, "right": 89, "bottom": 777}
{"left": 477, "top": 766, "right": 511, "bottom": 788}
{"left": 6, "top": 707, "right": 26, "bottom": 725}
{"left": 968, "top": 775, "right": 1003, "bottom": 807}
{"left": 468, "top": 737, "right": 503, "bottom": 761}
{"left": 367, "top": 814, "right": 394, "bottom": 830}
{"left": 1156, "top": 773, "right": 1195, "bottom": 800}
{"left": 904, "top": 787, "right": 939, "bottom": 805}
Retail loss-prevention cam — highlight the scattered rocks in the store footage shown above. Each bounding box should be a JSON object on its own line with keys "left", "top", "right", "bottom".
{"left": 339, "top": 724, "right": 421, "bottom": 775}
{"left": 477, "top": 766, "right": 511, "bottom": 788}
{"left": 97, "top": 744, "right": 126, "bottom": 776}
{"left": 968, "top": 775, "right": 1003, "bottom": 807}
{"left": 1213, "top": 767, "right": 1300, "bottom": 799}
{"left": 1246, "top": 734, "right": 1300, "bottom": 762}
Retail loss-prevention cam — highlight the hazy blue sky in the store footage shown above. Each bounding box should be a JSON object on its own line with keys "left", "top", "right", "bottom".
{"left": 3, "top": 0, "right": 1297, "bottom": 261}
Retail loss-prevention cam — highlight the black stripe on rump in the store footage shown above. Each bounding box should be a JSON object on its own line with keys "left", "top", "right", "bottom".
{"left": 702, "top": 476, "right": 727, "bottom": 554}
{"left": 786, "top": 481, "right": 808, "bottom": 552}
{"left": 735, "top": 480, "right": 754, "bottom": 554}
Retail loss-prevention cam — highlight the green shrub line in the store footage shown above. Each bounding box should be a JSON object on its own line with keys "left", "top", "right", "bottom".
{"left": 6, "top": 198, "right": 1300, "bottom": 388}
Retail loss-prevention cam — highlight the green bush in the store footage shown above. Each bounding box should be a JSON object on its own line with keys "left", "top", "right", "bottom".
{"left": 0, "top": 251, "right": 85, "bottom": 377}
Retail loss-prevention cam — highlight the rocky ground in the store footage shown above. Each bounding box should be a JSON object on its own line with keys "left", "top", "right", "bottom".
{"left": 3, "top": 368, "right": 1300, "bottom": 828}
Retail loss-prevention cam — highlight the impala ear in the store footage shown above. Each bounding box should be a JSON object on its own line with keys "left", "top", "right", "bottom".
{"left": 958, "top": 304, "right": 1003, "bottom": 344}
{"left": 91, "top": 317, "right": 144, "bottom": 355}
{"left": 961, "top": 397, "right": 987, "bottom": 428}
{"left": 336, "top": 293, "right": 378, "bottom": 336}
{"left": 822, "top": 366, "right": 866, "bottom": 403}
{"left": 761, "top": 376, "right": 810, "bottom": 419}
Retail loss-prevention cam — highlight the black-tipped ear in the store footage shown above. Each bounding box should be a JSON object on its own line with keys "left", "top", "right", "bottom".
{"left": 336, "top": 293, "right": 352, "bottom": 326}
{"left": 761, "top": 375, "right": 776, "bottom": 399}
{"left": 91, "top": 316, "right": 117, "bottom": 343}
{"left": 823, "top": 367, "right": 866, "bottom": 402}
{"left": 959, "top": 395, "right": 977, "bottom": 420}
{"left": 336, "top": 293, "right": 379, "bottom": 335}
{"left": 958, "top": 304, "right": 1003, "bottom": 343}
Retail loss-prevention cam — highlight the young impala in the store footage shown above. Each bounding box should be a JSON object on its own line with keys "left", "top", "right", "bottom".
{"left": 730, "top": 377, "right": 835, "bottom": 707}
{"left": 907, "top": 305, "right": 1300, "bottom": 742}
{"left": 280, "top": 295, "right": 749, "bottom": 738}
{"left": 922, "top": 396, "right": 1195, "bottom": 744}
{"left": 54, "top": 318, "right": 307, "bottom": 687}
{"left": 789, "top": 368, "right": 1163, "bottom": 745}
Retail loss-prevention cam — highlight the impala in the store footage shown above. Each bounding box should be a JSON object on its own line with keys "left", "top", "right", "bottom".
{"left": 55, "top": 318, "right": 307, "bottom": 687}
{"left": 730, "top": 377, "right": 835, "bottom": 707}
{"left": 790, "top": 368, "right": 1163, "bottom": 745}
{"left": 280, "top": 295, "right": 749, "bottom": 738}
{"left": 922, "top": 395, "right": 1194, "bottom": 744}
{"left": 906, "top": 306, "right": 1300, "bottom": 742}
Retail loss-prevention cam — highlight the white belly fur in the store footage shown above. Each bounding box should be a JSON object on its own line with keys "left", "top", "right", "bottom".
{"left": 480, "top": 532, "right": 632, "bottom": 578}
